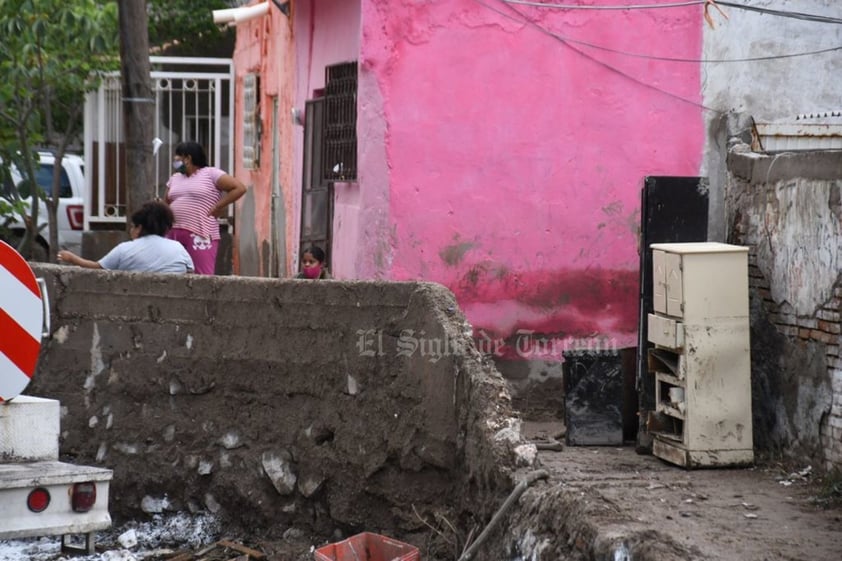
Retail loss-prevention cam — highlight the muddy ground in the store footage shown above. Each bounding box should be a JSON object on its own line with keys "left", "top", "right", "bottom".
{"left": 127, "top": 421, "right": 841, "bottom": 561}
{"left": 495, "top": 421, "right": 842, "bottom": 561}
{"left": 4, "top": 428, "right": 839, "bottom": 561}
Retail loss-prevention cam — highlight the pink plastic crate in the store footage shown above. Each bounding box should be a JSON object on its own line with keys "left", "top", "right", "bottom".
{"left": 314, "top": 532, "right": 420, "bottom": 561}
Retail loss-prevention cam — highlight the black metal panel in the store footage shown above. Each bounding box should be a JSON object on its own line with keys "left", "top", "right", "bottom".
{"left": 300, "top": 98, "right": 333, "bottom": 269}
{"left": 564, "top": 352, "right": 624, "bottom": 446}
{"left": 636, "top": 176, "right": 709, "bottom": 412}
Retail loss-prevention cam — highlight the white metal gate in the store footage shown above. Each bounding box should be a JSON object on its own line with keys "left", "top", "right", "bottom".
{"left": 83, "top": 57, "right": 234, "bottom": 227}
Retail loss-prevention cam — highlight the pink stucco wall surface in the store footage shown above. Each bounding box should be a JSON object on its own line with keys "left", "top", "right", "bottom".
{"left": 356, "top": 0, "right": 704, "bottom": 355}
{"left": 232, "top": 6, "right": 296, "bottom": 277}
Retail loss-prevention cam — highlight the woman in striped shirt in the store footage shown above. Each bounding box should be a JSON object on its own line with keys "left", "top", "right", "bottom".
{"left": 165, "top": 141, "right": 247, "bottom": 274}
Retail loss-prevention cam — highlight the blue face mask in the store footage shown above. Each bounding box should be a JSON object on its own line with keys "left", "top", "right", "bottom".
{"left": 173, "top": 160, "right": 186, "bottom": 174}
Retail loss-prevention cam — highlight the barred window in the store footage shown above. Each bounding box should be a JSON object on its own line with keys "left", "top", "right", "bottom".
{"left": 322, "top": 62, "right": 357, "bottom": 182}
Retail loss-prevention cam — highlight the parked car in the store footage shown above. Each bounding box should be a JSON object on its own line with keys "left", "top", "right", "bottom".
{"left": 0, "top": 151, "right": 86, "bottom": 260}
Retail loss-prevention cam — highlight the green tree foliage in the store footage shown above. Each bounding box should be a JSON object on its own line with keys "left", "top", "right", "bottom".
{"left": 0, "top": 0, "right": 118, "bottom": 260}
{"left": 147, "top": 0, "right": 235, "bottom": 57}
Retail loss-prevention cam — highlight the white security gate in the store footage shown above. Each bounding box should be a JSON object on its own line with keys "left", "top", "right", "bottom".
{"left": 83, "top": 57, "right": 234, "bottom": 227}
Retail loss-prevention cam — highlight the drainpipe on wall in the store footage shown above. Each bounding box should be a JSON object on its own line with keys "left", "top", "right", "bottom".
{"left": 212, "top": 1, "right": 270, "bottom": 25}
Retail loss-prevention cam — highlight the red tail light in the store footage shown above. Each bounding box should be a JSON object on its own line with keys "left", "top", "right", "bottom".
{"left": 27, "top": 488, "right": 51, "bottom": 513}
{"left": 71, "top": 482, "right": 97, "bottom": 512}
{"left": 66, "top": 205, "right": 84, "bottom": 230}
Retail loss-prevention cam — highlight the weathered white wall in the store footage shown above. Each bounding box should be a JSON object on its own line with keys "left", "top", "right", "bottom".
{"left": 702, "top": 1, "right": 842, "bottom": 240}
{"left": 726, "top": 144, "right": 842, "bottom": 470}
{"left": 748, "top": 178, "right": 841, "bottom": 316}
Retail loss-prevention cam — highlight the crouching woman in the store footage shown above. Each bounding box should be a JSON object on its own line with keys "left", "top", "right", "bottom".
{"left": 58, "top": 201, "right": 194, "bottom": 274}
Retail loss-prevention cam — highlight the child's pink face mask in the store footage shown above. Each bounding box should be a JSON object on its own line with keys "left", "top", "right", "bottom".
{"left": 302, "top": 264, "right": 322, "bottom": 279}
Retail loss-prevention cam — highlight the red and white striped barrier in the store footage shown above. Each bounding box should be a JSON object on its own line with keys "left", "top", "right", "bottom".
{"left": 0, "top": 241, "right": 43, "bottom": 401}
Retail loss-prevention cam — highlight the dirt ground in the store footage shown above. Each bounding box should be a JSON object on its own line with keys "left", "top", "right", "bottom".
{"left": 140, "top": 421, "right": 842, "bottom": 561}
{"left": 518, "top": 421, "right": 842, "bottom": 561}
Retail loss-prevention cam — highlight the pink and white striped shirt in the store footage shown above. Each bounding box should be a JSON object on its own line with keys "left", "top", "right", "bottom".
{"left": 166, "top": 167, "right": 226, "bottom": 240}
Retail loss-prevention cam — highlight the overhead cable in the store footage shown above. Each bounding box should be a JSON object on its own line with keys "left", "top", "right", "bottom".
{"left": 472, "top": 0, "right": 724, "bottom": 114}
{"left": 489, "top": 1, "right": 842, "bottom": 65}
{"left": 502, "top": 0, "right": 704, "bottom": 9}
{"left": 501, "top": 0, "right": 842, "bottom": 25}
{"left": 716, "top": 1, "right": 842, "bottom": 25}
{"left": 561, "top": 37, "right": 842, "bottom": 64}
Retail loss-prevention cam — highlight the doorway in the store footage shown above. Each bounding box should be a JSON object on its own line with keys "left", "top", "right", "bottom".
{"left": 299, "top": 98, "right": 333, "bottom": 271}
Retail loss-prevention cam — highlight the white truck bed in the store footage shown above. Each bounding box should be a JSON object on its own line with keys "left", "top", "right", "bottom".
{"left": 0, "top": 461, "right": 112, "bottom": 540}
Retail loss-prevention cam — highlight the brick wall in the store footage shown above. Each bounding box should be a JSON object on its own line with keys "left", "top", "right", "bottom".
{"left": 746, "top": 254, "right": 842, "bottom": 470}
{"left": 727, "top": 145, "right": 842, "bottom": 471}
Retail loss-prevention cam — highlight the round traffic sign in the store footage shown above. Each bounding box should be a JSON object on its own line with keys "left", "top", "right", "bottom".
{"left": 0, "top": 240, "right": 43, "bottom": 401}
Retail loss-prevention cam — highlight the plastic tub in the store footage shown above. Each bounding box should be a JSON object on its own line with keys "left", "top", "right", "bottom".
{"left": 313, "top": 532, "right": 420, "bottom": 561}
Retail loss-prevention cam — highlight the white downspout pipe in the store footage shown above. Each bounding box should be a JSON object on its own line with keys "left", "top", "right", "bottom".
{"left": 213, "top": 1, "right": 270, "bottom": 25}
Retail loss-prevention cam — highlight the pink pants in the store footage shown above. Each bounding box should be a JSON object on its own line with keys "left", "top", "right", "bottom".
{"left": 168, "top": 228, "right": 219, "bottom": 275}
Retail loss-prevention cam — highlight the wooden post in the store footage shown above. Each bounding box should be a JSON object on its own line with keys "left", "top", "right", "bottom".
{"left": 117, "top": 0, "right": 154, "bottom": 226}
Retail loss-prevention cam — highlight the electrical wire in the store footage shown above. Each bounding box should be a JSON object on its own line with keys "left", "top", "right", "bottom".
{"left": 472, "top": 0, "right": 724, "bottom": 113}
{"left": 502, "top": 0, "right": 704, "bottom": 9}
{"left": 498, "top": 1, "right": 842, "bottom": 63}
{"left": 716, "top": 1, "right": 842, "bottom": 25}
{"left": 556, "top": 34, "right": 842, "bottom": 64}
{"left": 501, "top": 0, "right": 842, "bottom": 25}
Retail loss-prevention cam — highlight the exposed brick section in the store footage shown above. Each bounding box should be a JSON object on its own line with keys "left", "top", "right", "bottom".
{"left": 811, "top": 330, "right": 836, "bottom": 344}
{"left": 800, "top": 318, "right": 819, "bottom": 330}
{"left": 818, "top": 309, "right": 841, "bottom": 322}
{"left": 818, "top": 320, "right": 841, "bottom": 335}
{"left": 743, "top": 250, "right": 841, "bottom": 472}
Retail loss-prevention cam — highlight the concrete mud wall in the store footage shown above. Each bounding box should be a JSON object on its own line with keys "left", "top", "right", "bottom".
{"left": 724, "top": 132, "right": 842, "bottom": 471}
{"left": 27, "top": 265, "right": 531, "bottom": 544}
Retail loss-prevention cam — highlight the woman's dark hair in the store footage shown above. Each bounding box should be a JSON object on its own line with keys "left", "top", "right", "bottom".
{"left": 174, "top": 141, "right": 209, "bottom": 168}
{"left": 302, "top": 245, "right": 326, "bottom": 263}
{"left": 131, "top": 201, "right": 174, "bottom": 237}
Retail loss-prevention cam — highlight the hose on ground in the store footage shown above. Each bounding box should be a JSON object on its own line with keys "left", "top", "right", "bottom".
{"left": 457, "top": 469, "right": 549, "bottom": 561}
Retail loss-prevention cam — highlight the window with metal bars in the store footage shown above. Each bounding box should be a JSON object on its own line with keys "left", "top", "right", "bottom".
{"left": 322, "top": 62, "right": 357, "bottom": 182}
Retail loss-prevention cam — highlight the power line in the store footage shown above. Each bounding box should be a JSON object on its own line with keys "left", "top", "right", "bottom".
{"left": 500, "top": 0, "right": 842, "bottom": 25}
{"left": 717, "top": 1, "right": 842, "bottom": 25}
{"left": 491, "top": 1, "right": 842, "bottom": 63}
{"left": 561, "top": 36, "right": 842, "bottom": 64}
{"left": 502, "top": 0, "right": 704, "bottom": 9}
{"left": 472, "top": 0, "right": 724, "bottom": 114}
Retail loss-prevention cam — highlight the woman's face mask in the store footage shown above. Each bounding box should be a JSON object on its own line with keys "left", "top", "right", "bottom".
{"left": 302, "top": 264, "right": 322, "bottom": 279}
{"left": 173, "top": 159, "right": 187, "bottom": 174}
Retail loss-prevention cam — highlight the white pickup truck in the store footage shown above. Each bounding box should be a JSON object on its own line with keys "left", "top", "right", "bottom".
{"left": 0, "top": 398, "right": 113, "bottom": 553}
{"left": 1, "top": 151, "right": 86, "bottom": 259}
{"left": 0, "top": 240, "right": 112, "bottom": 554}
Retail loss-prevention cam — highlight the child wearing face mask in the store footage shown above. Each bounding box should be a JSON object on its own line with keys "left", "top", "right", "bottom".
{"left": 295, "top": 245, "right": 331, "bottom": 279}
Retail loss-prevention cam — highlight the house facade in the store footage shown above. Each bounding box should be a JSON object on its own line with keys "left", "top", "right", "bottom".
{"left": 225, "top": 0, "right": 842, "bottom": 466}
{"left": 228, "top": 0, "right": 705, "bottom": 365}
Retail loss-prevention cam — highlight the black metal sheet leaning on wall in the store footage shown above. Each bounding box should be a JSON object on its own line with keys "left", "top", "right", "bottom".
{"left": 563, "top": 352, "right": 624, "bottom": 445}
{"left": 635, "top": 176, "right": 709, "bottom": 449}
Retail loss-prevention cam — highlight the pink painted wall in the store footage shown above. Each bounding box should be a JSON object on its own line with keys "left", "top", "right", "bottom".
{"left": 355, "top": 0, "right": 704, "bottom": 355}
{"left": 236, "top": 0, "right": 705, "bottom": 358}
{"left": 232, "top": 5, "right": 296, "bottom": 277}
